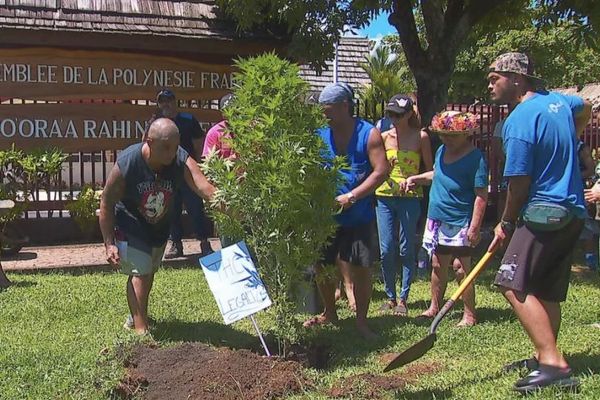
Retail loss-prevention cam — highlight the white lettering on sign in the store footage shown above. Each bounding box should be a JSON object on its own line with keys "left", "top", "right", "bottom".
{"left": 0, "top": 63, "right": 232, "bottom": 89}
{"left": 0, "top": 118, "right": 147, "bottom": 140}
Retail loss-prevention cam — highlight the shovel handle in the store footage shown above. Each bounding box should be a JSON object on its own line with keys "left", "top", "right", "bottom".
{"left": 429, "top": 249, "right": 496, "bottom": 334}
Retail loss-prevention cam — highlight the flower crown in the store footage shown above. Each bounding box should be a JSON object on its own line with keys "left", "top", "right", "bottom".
{"left": 430, "top": 111, "right": 479, "bottom": 134}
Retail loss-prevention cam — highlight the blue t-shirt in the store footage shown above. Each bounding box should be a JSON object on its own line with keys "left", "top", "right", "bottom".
{"left": 502, "top": 91, "right": 586, "bottom": 217}
{"left": 115, "top": 143, "right": 189, "bottom": 246}
{"left": 428, "top": 146, "right": 488, "bottom": 226}
{"left": 317, "top": 118, "right": 375, "bottom": 226}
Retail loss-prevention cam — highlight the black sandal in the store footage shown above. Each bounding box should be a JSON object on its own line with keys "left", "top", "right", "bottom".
{"left": 513, "top": 364, "right": 579, "bottom": 394}
{"left": 502, "top": 356, "right": 539, "bottom": 373}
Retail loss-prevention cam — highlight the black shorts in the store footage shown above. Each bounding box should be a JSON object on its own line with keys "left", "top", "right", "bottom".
{"left": 494, "top": 217, "right": 584, "bottom": 302}
{"left": 435, "top": 245, "right": 472, "bottom": 258}
{"left": 321, "top": 222, "right": 378, "bottom": 268}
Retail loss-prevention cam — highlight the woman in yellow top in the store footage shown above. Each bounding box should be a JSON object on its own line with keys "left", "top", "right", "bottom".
{"left": 376, "top": 94, "right": 433, "bottom": 316}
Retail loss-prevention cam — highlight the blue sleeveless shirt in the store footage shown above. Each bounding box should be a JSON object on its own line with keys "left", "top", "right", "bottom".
{"left": 115, "top": 143, "right": 189, "bottom": 246}
{"left": 317, "top": 118, "right": 375, "bottom": 226}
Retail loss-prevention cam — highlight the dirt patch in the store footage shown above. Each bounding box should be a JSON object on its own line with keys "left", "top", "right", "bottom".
{"left": 327, "top": 361, "right": 443, "bottom": 399}
{"left": 115, "top": 343, "right": 311, "bottom": 400}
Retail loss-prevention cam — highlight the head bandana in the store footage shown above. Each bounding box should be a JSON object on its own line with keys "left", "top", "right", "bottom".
{"left": 318, "top": 82, "right": 355, "bottom": 105}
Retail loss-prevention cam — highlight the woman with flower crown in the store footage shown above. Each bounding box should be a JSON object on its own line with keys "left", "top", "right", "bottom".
{"left": 405, "top": 111, "right": 488, "bottom": 326}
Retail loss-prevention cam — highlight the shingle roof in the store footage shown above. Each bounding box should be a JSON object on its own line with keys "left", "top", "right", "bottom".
{"left": 555, "top": 83, "right": 600, "bottom": 111}
{"left": 0, "top": 0, "right": 234, "bottom": 40}
{"left": 299, "top": 37, "right": 372, "bottom": 94}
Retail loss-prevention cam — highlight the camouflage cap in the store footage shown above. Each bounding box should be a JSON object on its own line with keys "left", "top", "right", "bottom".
{"left": 489, "top": 52, "right": 544, "bottom": 87}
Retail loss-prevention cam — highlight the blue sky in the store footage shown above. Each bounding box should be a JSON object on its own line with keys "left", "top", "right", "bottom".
{"left": 359, "top": 11, "right": 395, "bottom": 38}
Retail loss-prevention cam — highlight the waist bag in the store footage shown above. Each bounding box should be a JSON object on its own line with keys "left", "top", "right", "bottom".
{"left": 522, "top": 202, "right": 573, "bottom": 232}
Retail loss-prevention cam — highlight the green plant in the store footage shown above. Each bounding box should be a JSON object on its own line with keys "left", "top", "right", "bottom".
{"left": 0, "top": 146, "right": 66, "bottom": 223}
{"left": 202, "top": 52, "right": 343, "bottom": 353}
{"left": 65, "top": 185, "right": 101, "bottom": 233}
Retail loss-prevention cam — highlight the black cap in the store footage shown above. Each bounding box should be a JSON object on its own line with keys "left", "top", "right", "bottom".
{"left": 385, "top": 94, "right": 413, "bottom": 115}
{"left": 156, "top": 88, "right": 176, "bottom": 102}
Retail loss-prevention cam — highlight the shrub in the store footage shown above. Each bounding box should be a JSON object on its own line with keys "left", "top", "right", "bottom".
{"left": 202, "top": 53, "right": 344, "bottom": 352}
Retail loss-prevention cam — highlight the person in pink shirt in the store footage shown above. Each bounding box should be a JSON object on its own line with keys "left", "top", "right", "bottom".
{"left": 202, "top": 94, "right": 235, "bottom": 159}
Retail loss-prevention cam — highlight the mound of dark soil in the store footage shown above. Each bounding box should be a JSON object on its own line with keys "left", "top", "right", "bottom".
{"left": 327, "top": 361, "right": 442, "bottom": 399}
{"left": 115, "top": 343, "right": 311, "bottom": 400}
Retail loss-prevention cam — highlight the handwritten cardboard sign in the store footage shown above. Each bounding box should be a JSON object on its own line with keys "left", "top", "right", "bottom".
{"left": 199, "top": 242, "right": 271, "bottom": 325}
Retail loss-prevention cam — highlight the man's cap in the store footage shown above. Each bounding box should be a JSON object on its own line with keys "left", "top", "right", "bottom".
{"left": 219, "top": 93, "right": 234, "bottom": 109}
{"left": 156, "top": 88, "right": 176, "bottom": 102}
{"left": 489, "top": 52, "right": 544, "bottom": 87}
{"left": 385, "top": 94, "right": 414, "bottom": 115}
{"left": 318, "top": 82, "right": 355, "bottom": 105}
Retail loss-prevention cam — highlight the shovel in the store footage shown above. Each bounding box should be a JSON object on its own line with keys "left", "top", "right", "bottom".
{"left": 383, "top": 248, "right": 497, "bottom": 372}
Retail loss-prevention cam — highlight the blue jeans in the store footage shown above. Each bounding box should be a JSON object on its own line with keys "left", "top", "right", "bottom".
{"left": 376, "top": 196, "right": 421, "bottom": 302}
{"left": 169, "top": 184, "right": 212, "bottom": 242}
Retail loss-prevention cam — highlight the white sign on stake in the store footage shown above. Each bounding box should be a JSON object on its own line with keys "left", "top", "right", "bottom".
{"left": 199, "top": 241, "right": 272, "bottom": 325}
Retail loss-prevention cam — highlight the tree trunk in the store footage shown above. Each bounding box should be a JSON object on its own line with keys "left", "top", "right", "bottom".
{"left": 415, "top": 68, "right": 453, "bottom": 128}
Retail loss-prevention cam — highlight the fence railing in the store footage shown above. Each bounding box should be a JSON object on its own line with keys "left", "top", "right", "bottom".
{"left": 8, "top": 102, "right": 600, "bottom": 219}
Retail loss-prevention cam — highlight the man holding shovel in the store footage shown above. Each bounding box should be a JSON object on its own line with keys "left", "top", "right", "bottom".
{"left": 487, "top": 52, "right": 592, "bottom": 393}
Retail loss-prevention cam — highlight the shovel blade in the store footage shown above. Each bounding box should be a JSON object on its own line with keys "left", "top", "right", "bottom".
{"left": 383, "top": 333, "right": 436, "bottom": 372}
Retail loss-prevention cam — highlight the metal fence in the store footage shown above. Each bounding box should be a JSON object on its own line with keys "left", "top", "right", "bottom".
{"left": 8, "top": 101, "right": 600, "bottom": 219}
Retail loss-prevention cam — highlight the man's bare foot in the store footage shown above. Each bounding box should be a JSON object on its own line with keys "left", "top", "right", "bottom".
{"left": 457, "top": 316, "right": 476, "bottom": 327}
{"left": 418, "top": 308, "right": 438, "bottom": 318}
{"left": 357, "top": 323, "right": 378, "bottom": 340}
{"left": 303, "top": 313, "right": 338, "bottom": 328}
{"left": 348, "top": 302, "right": 356, "bottom": 312}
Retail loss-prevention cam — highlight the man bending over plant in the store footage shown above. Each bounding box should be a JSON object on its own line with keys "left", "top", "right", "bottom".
{"left": 99, "top": 118, "right": 215, "bottom": 335}
{"left": 303, "top": 82, "right": 388, "bottom": 340}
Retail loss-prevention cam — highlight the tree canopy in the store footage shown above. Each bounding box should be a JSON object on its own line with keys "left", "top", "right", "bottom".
{"left": 217, "top": 0, "right": 599, "bottom": 125}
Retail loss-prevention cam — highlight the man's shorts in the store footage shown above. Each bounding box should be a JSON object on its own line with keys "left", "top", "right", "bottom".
{"left": 115, "top": 230, "right": 166, "bottom": 276}
{"left": 494, "top": 218, "right": 584, "bottom": 302}
{"left": 321, "top": 221, "right": 378, "bottom": 268}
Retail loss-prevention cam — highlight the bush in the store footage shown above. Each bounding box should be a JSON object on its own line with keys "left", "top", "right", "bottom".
{"left": 65, "top": 185, "right": 101, "bottom": 234}
{"left": 202, "top": 53, "right": 344, "bottom": 352}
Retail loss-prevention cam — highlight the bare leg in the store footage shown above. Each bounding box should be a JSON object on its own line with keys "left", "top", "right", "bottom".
{"left": 126, "top": 274, "right": 154, "bottom": 334}
{"left": 347, "top": 260, "right": 376, "bottom": 340}
{"left": 338, "top": 261, "right": 356, "bottom": 311}
{"left": 304, "top": 263, "right": 338, "bottom": 326}
{"left": 0, "top": 263, "right": 11, "bottom": 288}
{"left": 421, "top": 253, "right": 451, "bottom": 317}
{"left": 502, "top": 288, "right": 568, "bottom": 368}
{"left": 454, "top": 256, "right": 476, "bottom": 326}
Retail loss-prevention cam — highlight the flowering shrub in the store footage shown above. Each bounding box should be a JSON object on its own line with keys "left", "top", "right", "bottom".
{"left": 430, "top": 111, "right": 479, "bottom": 133}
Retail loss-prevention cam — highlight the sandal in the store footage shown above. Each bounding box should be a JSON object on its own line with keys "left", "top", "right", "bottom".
{"left": 393, "top": 300, "right": 408, "bottom": 316}
{"left": 513, "top": 364, "right": 579, "bottom": 394}
{"left": 503, "top": 356, "right": 539, "bottom": 373}
{"left": 303, "top": 314, "right": 337, "bottom": 328}
{"left": 378, "top": 300, "right": 397, "bottom": 313}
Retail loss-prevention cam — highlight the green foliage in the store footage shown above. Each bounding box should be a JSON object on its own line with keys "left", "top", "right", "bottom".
{"left": 2, "top": 265, "right": 600, "bottom": 398}
{"left": 358, "top": 44, "right": 416, "bottom": 122}
{"left": 65, "top": 185, "right": 101, "bottom": 233}
{"left": 450, "top": 17, "right": 600, "bottom": 101}
{"left": 0, "top": 146, "right": 66, "bottom": 223}
{"left": 202, "top": 53, "right": 343, "bottom": 349}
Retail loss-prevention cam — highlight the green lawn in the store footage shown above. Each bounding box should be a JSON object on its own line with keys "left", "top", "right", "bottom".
{"left": 1, "top": 262, "right": 599, "bottom": 399}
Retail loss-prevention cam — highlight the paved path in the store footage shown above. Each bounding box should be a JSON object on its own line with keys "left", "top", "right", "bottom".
{"left": 2, "top": 238, "right": 221, "bottom": 273}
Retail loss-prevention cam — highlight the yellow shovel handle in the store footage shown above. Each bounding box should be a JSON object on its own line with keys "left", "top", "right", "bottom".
{"left": 449, "top": 250, "right": 495, "bottom": 302}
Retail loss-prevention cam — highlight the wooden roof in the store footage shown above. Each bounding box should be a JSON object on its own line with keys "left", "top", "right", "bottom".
{"left": 0, "top": 0, "right": 282, "bottom": 57}
{"left": 299, "top": 37, "right": 373, "bottom": 94}
{"left": 555, "top": 83, "right": 600, "bottom": 112}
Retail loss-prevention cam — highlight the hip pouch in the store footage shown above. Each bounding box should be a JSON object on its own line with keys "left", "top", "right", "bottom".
{"left": 522, "top": 202, "right": 573, "bottom": 232}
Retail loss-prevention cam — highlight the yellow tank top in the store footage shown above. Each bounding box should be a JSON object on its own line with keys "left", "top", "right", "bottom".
{"left": 376, "top": 149, "right": 422, "bottom": 197}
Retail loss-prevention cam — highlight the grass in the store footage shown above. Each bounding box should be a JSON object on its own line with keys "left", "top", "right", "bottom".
{"left": 1, "top": 260, "right": 599, "bottom": 399}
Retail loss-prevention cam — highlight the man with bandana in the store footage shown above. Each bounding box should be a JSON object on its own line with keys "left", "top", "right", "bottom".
{"left": 303, "top": 82, "right": 389, "bottom": 340}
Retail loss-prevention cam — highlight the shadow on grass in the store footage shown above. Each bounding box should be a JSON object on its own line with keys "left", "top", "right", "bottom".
{"left": 4, "top": 280, "right": 37, "bottom": 289}
{"left": 568, "top": 351, "right": 600, "bottom": 375}
{"left": 152, "top": 319, "right": 258, "bottom": 350}
{"left": 394, "top": 387, "right": 453, "bottom": 399}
